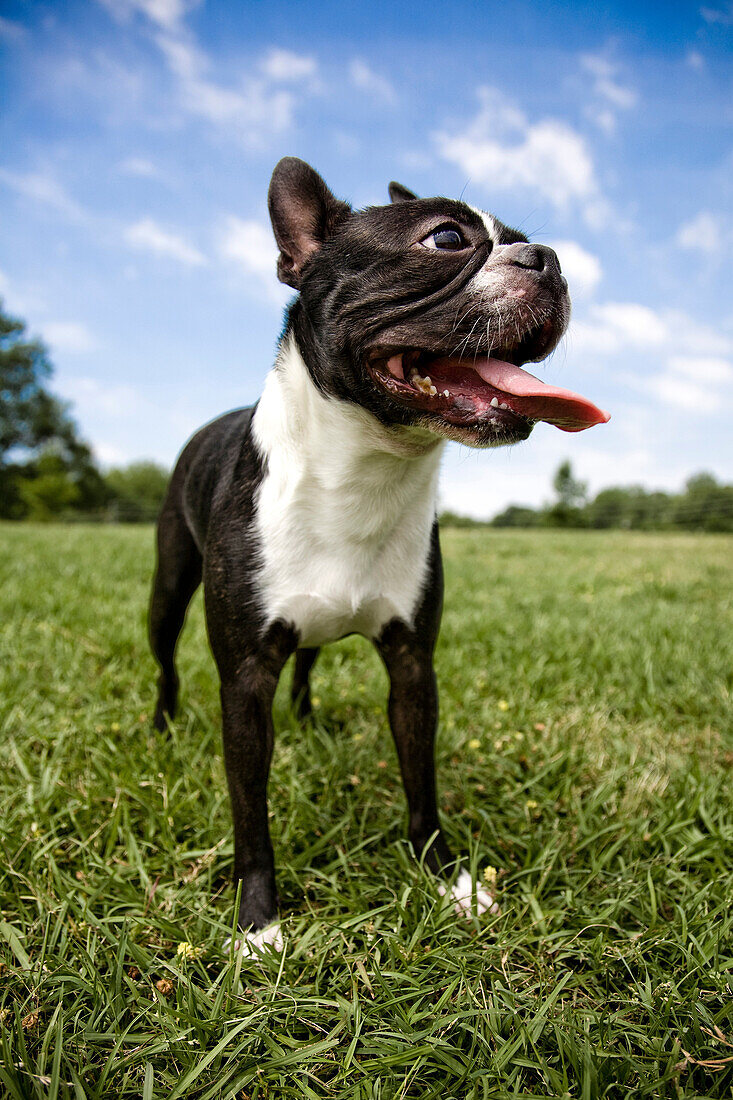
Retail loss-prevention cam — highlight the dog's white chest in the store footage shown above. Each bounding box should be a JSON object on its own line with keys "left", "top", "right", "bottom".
{"left": 252, "top": 341, "right": 443, "bottom": 647}
{"left": 255, "top": 470, "right": 438, "bottom": 646}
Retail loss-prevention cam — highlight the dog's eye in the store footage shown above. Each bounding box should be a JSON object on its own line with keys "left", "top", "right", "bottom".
{"left": 422, "top": 226, "right": 467, "bottom": 251}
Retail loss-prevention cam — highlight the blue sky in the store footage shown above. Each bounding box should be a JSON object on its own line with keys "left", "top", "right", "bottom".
{"left": 1, "top": 0, "right": 731, "bottom": 517}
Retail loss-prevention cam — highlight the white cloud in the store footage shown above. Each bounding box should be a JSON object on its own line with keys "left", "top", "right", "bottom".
{"left": 596, "top": 303, "right": 669, "bottom": 344}
{"left": 434, "top": 88, "right": 604, "bottom": 225}
{"left": 668, "top": 355, "right": 733, "bottom": 384}
{"left": 54, "top": 372, "right": 212, "bottom": 470}
{"left": 0, "top": 269, "right": 46, "bottom": 317}
{"left": 548, "top": 240, "right": 602, "bottom": 297}
{"left": 217, "top": 216, "right": 289, "bottom": 305}
{"left": 670, "top": 313, "right": 733, "bottom": 357}
{"left": 97, "top": 0, "right": 313, "bottom": 144}
{"left": 134, "top": 0, "right": 193, "bottom": 28}
{"left": 124, "top": 218, "right": 206, "bottom": 265}
{"left": 119, "top": 156, "right": 162, "bottom": 179}
{"left": 701, "top": 3, "right": 733, "bottom": 25}
{"left": 334, "top": 130, "right": 361, "bottom": 157}
{"left": 1, "top": 281, "right": 96, "bottom": 357}
{"left": 94, "top": 442, "right": 130, "bottom": 467}
{"left": 676, "top": 210, "right": 724, "bottom": 253}
{"left": 595, "top": 77, "right": 636, "bottom": 111}
{"left": 42, "top": 321, "right": 98, "bottom": 354}
{"left": 635, "top": 350, "right": 733, "bottom": 415}
{"left": 0, "top": 168, "right": 87, "bottom": 222}
{"left": 571, "top": 302, "right": 669, "bottom": 355}
{"left": 567, "top": 301, "right": 726, "bottom": 360}
{"left": 580, "top": 53, "right": 637, "bottom": 134}
{"left": 154, "top": 30, "right": 299, "bottom": 140}
{"left": 218, "top": 218, "right": 275, "bottom": 279}
{"left": 154, "top": 31, "right": 202, "bottom": 81}
{"left": 587, "top": 107, "right": 617, "bottom": 135}
{"left": 568, "top": 298, "right": 733, "bottom": 418}
{"left": 349, "top": 60, "right": 396, "bottom": 102}
{"left": 0, "top": 15, "right": 26, "bottom": 40}
{"left": 686, "top": 49, "right": 706, "bottom": 70}
{"left": 62, "top": 376, "right": 142, "bottom": 417}
{"left": 643, "top": 374, "right": 719, "bottom": 412}
{"left": 96, "top": 0, "right": 195, "bottom": 31}
{"left": 261, "top": 48, "right": 318, "bottom": 83}
{"left": 581, "top": 53, "right": 637, "bottom": 109}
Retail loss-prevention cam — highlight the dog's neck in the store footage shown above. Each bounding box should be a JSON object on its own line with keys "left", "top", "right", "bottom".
{"left": 254, "top": 330, "right": 444, "bottom": 499}
{"left": 251, "top": 330, "right": 445, "bottom": 645}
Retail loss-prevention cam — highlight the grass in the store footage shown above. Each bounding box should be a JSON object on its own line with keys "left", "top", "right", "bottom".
{"left": 0, "top": 522, "right": 731, "bottom": 1099}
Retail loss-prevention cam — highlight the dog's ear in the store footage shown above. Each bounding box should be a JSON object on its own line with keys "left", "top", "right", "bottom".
{"left": 388, "top": 181, "right": 419, "bottom": 204}
{"left": 268, "top": 158, "right": 350, "bottom": 288}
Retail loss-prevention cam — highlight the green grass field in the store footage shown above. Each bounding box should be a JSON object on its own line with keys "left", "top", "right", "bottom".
{"left": 0, "top": 524, "right": 731, "bottom": 1099}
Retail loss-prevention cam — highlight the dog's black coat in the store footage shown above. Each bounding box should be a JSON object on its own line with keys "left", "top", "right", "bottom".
{"left": 150, "top": 158, "right": 570, "bottom": 934}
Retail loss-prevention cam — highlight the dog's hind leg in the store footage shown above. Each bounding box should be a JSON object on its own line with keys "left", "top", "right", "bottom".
{"left": 149, "top": 505, "right": 202, "bottom": 731}
{"left": 291, "top": 647, "right": 320, "bottom": 720}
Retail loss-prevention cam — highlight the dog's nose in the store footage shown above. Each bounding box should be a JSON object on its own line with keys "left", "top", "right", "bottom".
{"left": 504, "top": 243, "right": 560, "bottom": 273}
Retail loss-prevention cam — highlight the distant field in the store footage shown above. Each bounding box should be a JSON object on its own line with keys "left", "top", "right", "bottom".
{"left": 0, "top": 523, "right": 731, "bottom": 1098}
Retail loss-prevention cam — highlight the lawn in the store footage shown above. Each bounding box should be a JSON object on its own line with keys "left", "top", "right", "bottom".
{"left": 0, "top": 523, "right": 731, "bottom": 1099}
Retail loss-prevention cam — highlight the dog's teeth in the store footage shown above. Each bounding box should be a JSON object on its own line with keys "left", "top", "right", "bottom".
{"left": 412, "top": 373, "right": 436, "bottom": 395}
{"left": 500, "top": 402, "right": 509, "bottom": 410}
{"left": 490, "top": 397, "right": 499, "bottom": 408}
{"left": 443, "top": 390, "right": 450, "bottom": 397}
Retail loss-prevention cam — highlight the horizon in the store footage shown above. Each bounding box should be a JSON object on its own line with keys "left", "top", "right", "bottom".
{"left": 1, "top": 0, "right": 731, "bottom": 518}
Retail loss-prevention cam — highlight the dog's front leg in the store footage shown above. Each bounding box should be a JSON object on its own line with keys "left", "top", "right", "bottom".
{"left": 376, "top": 622, "right": 454, "bottom": 874}
{"left": 220, "top": 663, "right": 281, "bottom": 937}
{"left": 212, "top": 618, "right": 297, "bottom": 947}
{"left": 377, "top": 620, "right": 497, "bottom": 919}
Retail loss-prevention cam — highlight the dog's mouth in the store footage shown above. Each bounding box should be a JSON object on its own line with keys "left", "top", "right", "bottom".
{"left": 366, "top": 347, "right": 610, "bottom": 437}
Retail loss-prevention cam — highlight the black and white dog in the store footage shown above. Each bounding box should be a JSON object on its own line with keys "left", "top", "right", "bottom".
{"left": 149, "top": 158, "right": 608, "bottom": 952}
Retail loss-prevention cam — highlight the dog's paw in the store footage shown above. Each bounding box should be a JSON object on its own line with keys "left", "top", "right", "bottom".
{"left": 223, "top": 921, "right": 283, "bottom": 957}
{"left": 438, "top": 868, "right": 499, "bottom": 918}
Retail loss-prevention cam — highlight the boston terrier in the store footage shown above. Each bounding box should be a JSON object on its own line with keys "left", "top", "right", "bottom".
{"left": 149, "top": 158, "right": 609, "bottom": 953}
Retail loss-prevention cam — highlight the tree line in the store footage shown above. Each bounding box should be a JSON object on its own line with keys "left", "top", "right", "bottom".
{"left": 441, "top": 461, "right": 733, "bottom": 532}
{"left": 2, "top": 299, "right": 732, "bottom": 529}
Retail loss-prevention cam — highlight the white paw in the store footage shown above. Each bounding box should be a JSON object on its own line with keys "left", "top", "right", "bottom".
{"left": 438, "top": 869, "right": 499, "bottom": 918}
{"left": 223, "top": 921, "right": 283, "bottom": 956}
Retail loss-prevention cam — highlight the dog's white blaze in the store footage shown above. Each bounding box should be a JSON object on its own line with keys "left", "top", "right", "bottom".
{"left": 470, "top": 205, "right": 501, "bottom": 242}
{"left": 253, "top": 335, "right": 444, "bottom": 647}
{"left": 469, "top": 205, "right": 523, "bottom": 297}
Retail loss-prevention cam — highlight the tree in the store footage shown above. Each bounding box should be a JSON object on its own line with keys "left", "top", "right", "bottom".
{"left": 2, "top": 302, "right": 58, "bottom": 458}
{"left": 673, "top": 473, "right": 733, "bottom": 533}
{"left": 491, "top": 504, "right": 544, "bottom": 527}
{"left": 586, "top": 486, "right": 629, "bottom": 528}
{"left": 105, "top": 461, "right": 169, "bottom": 522}
{"left": 16, "top": 452, "right": 82, "bottom": 520}
{"left": 547, "top": 460, "right": 588, "bottom": 527}
{"left": 553, "top": 460, "right": 587, "bottom": 509}
{"left": 0, "top": 299, "right": 106, "bottom": 518}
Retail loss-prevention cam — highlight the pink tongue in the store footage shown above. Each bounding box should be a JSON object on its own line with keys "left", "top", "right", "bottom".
{"left": 471, "top": 357, "right": 610, "bottom": 432}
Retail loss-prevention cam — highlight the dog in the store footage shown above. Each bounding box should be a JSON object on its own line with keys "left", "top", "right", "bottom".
{"left": 149, "top": 158, "right": 609, "bottom": 952}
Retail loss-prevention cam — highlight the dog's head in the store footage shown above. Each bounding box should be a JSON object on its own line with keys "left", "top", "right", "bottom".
{"left": 268, "top": 157, "right": 607, "bottom": 446}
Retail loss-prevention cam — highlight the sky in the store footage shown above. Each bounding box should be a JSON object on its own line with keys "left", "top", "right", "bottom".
{"left": 1, "top": 0, "right": 732, "bottom": 518}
